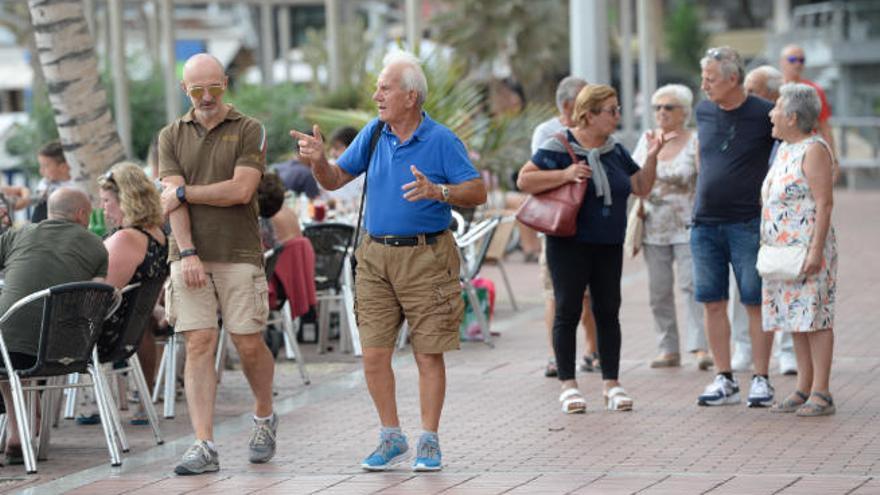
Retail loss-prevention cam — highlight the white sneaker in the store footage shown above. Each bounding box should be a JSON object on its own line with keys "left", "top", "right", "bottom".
{"left": 778, "top": 352, "right": 797, "bottom": 376}
{"left": 697, "top": 374, "right": 741, "bottom": 406}
{"left": 747, "top": 375, "right": 775, "bottom": 408}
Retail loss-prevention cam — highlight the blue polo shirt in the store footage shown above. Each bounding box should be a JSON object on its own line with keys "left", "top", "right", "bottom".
{"left": 338, "top": 114, "right": 480, "bottom": 236}
{"left": 531, "top": 131, "right": 640, "bottom": 244}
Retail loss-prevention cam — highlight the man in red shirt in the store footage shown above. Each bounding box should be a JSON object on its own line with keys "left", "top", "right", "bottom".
{"left": 779, "top": 44, "right": 836, "bottom": 158}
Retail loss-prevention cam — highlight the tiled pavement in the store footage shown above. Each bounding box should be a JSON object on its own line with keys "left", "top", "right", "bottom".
{"left": 2, "top": 190, "right": 879, "bottom": 494}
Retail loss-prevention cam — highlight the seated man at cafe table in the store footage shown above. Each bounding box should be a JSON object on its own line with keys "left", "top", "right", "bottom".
{"left": 0, "top": 187, "right": 108, "bottom": 464}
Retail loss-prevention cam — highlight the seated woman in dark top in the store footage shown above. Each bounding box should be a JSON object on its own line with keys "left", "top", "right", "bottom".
{"left": 258, "top": 172, "right": 302, "bottom": 249}
{"left": 97, "top": 161, "right": 168, "bottom": 423}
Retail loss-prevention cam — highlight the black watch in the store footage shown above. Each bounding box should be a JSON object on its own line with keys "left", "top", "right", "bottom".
{"left": 176, "top": 185, "right": 187, "bottom": 204}
{"left": 179, "top": 248, "right": 198, "bottom": 258}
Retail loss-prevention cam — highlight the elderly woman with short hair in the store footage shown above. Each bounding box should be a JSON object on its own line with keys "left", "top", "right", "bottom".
{"left": 518, "top": 84, "right": 669, "bottom": 413}
{"left": 763, "top": 83, "right": 837, "bottom": 416}
{"left": 632, "top": 84, "right": 711, "bottom": 371}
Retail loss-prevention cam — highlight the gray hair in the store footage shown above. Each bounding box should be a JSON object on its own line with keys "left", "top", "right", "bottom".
{"left": 700, "top": 46, "right": 745, "bottom": 84}
{"left": 749, "top": 65, "right": 783, "bottom": 98}
{"left": 382, "top": 51, "right": 428, "bottom": 106}
{"left": 555, "top": 76, "right": 587, "bottom": 113}
{"left": 779, "top": 82, "right": 822, "bottom": 134}
{"left": 652, "top": 83, "right": 694, "bottom": 122}
{"left": 47, "top": 187, "right": 90, "bottom": 222}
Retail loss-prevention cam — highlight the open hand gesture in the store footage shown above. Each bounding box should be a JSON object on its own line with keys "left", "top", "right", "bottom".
{"left": 402, "top": 165, "right": 440, "bottom": 202}
{"left": 289, "top": 124, "right": 325, "bottom": 164}
{"left": 646, "top": 130, "right": 676, "bottom": 158}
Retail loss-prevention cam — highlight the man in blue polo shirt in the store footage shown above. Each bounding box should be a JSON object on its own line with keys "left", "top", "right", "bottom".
{"left": 693, "top": 46, "right": 776, "bottom": 409}
{"left": 291, "top": 51, "right": 486, "bottom": 472}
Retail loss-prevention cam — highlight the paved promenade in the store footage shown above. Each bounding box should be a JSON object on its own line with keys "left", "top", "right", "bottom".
{"left": 2, "top": 190, "right": 879, "bottom": 494}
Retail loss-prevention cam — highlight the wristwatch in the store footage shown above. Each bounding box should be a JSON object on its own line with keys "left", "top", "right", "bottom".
{"left": 439, "top": 184, "right": 450, "bottom": 202}
{"left": 179, "top": 248, "right": 198, "bottom": 258}
{"left": 176, "top": 185, "right": 187, "bottom": 204}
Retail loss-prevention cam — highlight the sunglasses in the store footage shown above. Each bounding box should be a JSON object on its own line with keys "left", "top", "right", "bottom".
{"left": 98, "top": 169, "right": 118, "bottom": 190}
{"left": 653, "top": 104, "right": 682, "bottom": 112}
{"left": 187, "top": 84, "right": 225, "bottom": 99}
{"left": 786, "top": 55, "right": 806, "bottom": 64}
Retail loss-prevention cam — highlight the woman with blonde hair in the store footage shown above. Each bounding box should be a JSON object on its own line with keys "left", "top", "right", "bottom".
{"left": 97, "top": 161, "right": 168, "bottom": 423}
{"left": 518, "top": 84, "right": 669, "bottom": 413}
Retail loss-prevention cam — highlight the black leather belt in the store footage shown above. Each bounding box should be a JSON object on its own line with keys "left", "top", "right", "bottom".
{"left": 370, "top": 230, "right": 445, "bottom": 247}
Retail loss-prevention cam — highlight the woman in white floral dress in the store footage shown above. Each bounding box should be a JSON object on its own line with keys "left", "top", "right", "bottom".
{"left": 762, "top": 83, "right": 837, "bottom": 416}
{"left": 633, "top": 84, "right": 711, "bottom": 370}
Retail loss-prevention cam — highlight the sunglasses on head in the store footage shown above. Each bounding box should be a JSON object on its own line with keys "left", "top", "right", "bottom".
{"left": 99, "top": 169, "right": 118, "bottom": 189}
{"left": 653, "top": 104, "right": 681, "bottom": 112}
{"left": 786, "top": 55, "right": 806, "bottom": 64}
{"left": 187, "top": 84, "right": 225, "bottom": 99}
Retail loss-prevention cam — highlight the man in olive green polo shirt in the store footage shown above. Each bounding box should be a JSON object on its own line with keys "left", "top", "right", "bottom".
{"left": 158, "top": 53, "right": 275, "bottom": 475}
{"left": 0, "top": 187, "right": 107, "bottom": 463}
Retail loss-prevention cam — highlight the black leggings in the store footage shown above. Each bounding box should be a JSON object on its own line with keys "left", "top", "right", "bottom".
{"left": 546, "top": 237, "right": 623, "bottom": 381}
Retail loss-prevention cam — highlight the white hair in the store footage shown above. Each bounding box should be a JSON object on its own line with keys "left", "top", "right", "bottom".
{"left": 555, "top": 76, "right": 587, "bottom": 113}
{"left": 779, "top": 82, "right": 822, "bottom": 134}
{"left": 700, "top": 46, "right": 745, "bottom": 84}
{"left": 748, "top": 65, "right": 784, "bottom": 98}
{"left": 382, "top": 50, "right": 428, "bottom": 106}
{"left": 651, "top": 83, "right": 694, "bottom": 122}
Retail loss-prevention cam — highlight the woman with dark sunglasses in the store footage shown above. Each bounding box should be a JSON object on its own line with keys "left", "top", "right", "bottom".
{"left": 632, "top": 84, "right": 711, "bottom": 372}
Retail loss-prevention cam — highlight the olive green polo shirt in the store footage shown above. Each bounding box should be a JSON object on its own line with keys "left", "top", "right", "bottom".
{"left": 0, "top": 220, "right": 108, "bottom": 356}
{"left": 158, "top": 106, "right": 266, "bottom": 267}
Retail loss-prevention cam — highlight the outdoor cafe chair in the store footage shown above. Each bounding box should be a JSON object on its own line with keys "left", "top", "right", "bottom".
{"left": 62, "top": 279, "right": 166, "bottom": 449}
{"left": 0, "top": 281, "right": 120, "bottom": 474}
{"left": 302, "top": 223, "right": 359, "bottom": 355}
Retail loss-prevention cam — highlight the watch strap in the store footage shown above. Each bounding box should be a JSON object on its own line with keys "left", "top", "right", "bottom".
{"left": 179, "top": 248, "right": 198, "bottom": 258}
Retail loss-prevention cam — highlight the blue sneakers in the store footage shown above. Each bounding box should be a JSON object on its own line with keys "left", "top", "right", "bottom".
{"left": 698, "top": 374, "right": 741, "bottom": 406}
{"left": 412, "top": 434, "right": 442, "bottom": 472}
{"left": 361, "top": 432, "right": 408, "bottom": 471}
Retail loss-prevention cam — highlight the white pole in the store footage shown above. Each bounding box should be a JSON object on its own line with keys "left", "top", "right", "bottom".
{"left": 325, "top": 0, "right": 341, "bottom": 90}
{"left": 405, "top": 0, "right": 421, "bottom": 54}
{"left": 637, "top": 0, "right": 657, "bottom": 133}
{"left": 278, "top": 6, "right": 291, "bottom": 82}
{"left": 569, "top": 0, "right": 610, "bottom": 84}
{"left": 260, "top": 2, "right": 274, "bottom": 86}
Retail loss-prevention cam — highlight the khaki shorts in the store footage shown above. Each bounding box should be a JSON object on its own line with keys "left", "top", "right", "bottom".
{"left": 540, "top": 236, "right": 589, "bottom": 300}
{"left": 166, "top": 261, "right": 269, "bottom": 334}
{"left": 354, "top": 231, "right": 463, "bottom": 353}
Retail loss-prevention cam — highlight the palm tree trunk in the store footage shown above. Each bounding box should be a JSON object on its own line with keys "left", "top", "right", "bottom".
{"left": 28, "top": 0, "right": 124, "bottom": 194}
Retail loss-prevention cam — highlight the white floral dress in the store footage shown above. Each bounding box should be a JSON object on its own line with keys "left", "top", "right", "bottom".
{"left": 761, "top": 135, "right": 837, "bottom": 332}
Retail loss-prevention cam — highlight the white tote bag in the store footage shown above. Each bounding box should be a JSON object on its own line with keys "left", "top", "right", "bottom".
{"left": 756, "top": 244, "right": 807, "bottom": 281}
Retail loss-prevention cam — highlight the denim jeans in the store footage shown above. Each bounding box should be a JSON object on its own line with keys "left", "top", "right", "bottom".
{"left": 690, "top": 217, "right": 762, "bottom": 305}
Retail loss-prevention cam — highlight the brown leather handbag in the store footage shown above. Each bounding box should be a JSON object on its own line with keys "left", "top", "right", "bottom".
{"left": 515, "top": 133, "right": 588, "bottom": 237}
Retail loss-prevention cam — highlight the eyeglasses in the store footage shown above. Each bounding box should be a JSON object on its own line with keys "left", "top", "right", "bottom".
{"left": 597, "top": 106, "right": 621, "bottom": 116}
{"left": 653, "top": 104, "right": 682, "bottom": 112}
{"left": 785, "top": 55, "right": 806, "bottom": 65}
{"left": 719, "top": 122, "right": 737, "bottom": 153}
{"left": 187, "top": 84, "right": 225, "bottom": 99}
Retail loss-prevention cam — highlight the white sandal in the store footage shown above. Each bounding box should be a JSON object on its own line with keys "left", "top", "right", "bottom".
{"left": 604, "top": 386, "right": 633, "bottom": 411}
{"left": 559, "top": 388, "right": 587, "bottom": 414}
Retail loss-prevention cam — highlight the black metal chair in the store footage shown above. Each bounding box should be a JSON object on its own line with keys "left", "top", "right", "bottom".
{"left": 0, "top": 281, "right": 119, "bottom": 474}
{"left": 302, "top": 223, "right": 356, "bottom": 353}
{"left": 62, "top": 279, "right": 166, "bottom": 450}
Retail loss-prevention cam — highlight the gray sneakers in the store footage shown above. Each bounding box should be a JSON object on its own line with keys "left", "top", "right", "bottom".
{"left": 248, "top": 413, "right": 278, "bottom": 464}
{"left": 174, "top": 441, "right": 219, "bottom": 475}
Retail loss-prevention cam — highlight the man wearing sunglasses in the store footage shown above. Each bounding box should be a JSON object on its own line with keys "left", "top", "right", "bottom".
{"left": 779, "top": 44, "right": 836, "bottom": 164}
{"left": 157, "top": 53, "right": 276, "bottom": 475}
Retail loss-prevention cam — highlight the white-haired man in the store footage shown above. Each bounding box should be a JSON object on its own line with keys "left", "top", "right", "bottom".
{"left": 745, "top": 65, "right": 783, "bottom": 103}
{"left": 292, "top": 51, "right": 486, "bottom": 472}
{"left": 529, "top": 76, "right": 601, "bottom": 378}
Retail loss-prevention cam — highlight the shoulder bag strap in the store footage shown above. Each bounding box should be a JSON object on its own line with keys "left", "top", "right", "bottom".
{"left": 350, "top": 121, "right": 385, "bottom": 253}
{"left": 554, "top": 132, "right": 582, "bottom": 163}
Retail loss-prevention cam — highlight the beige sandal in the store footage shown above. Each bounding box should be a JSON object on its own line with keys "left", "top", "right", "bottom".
{"left": 559, "top": 388, "right": 587, "bottom": 414}
{"left": 604, "top": 386, "right": 634, "bottom": 411}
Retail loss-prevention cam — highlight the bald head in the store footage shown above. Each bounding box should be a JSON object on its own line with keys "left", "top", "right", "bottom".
{"left": 182, "top": 53, "right": 225, "bottom": 83}
{"left": 181, "top": 53, "right": 228, "bottom": 119}
{"left": 47, "top": 187, "right": 91, "bottom": 227}
{"left": 780, "top": 44, "right": 806, "bottom": 82}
